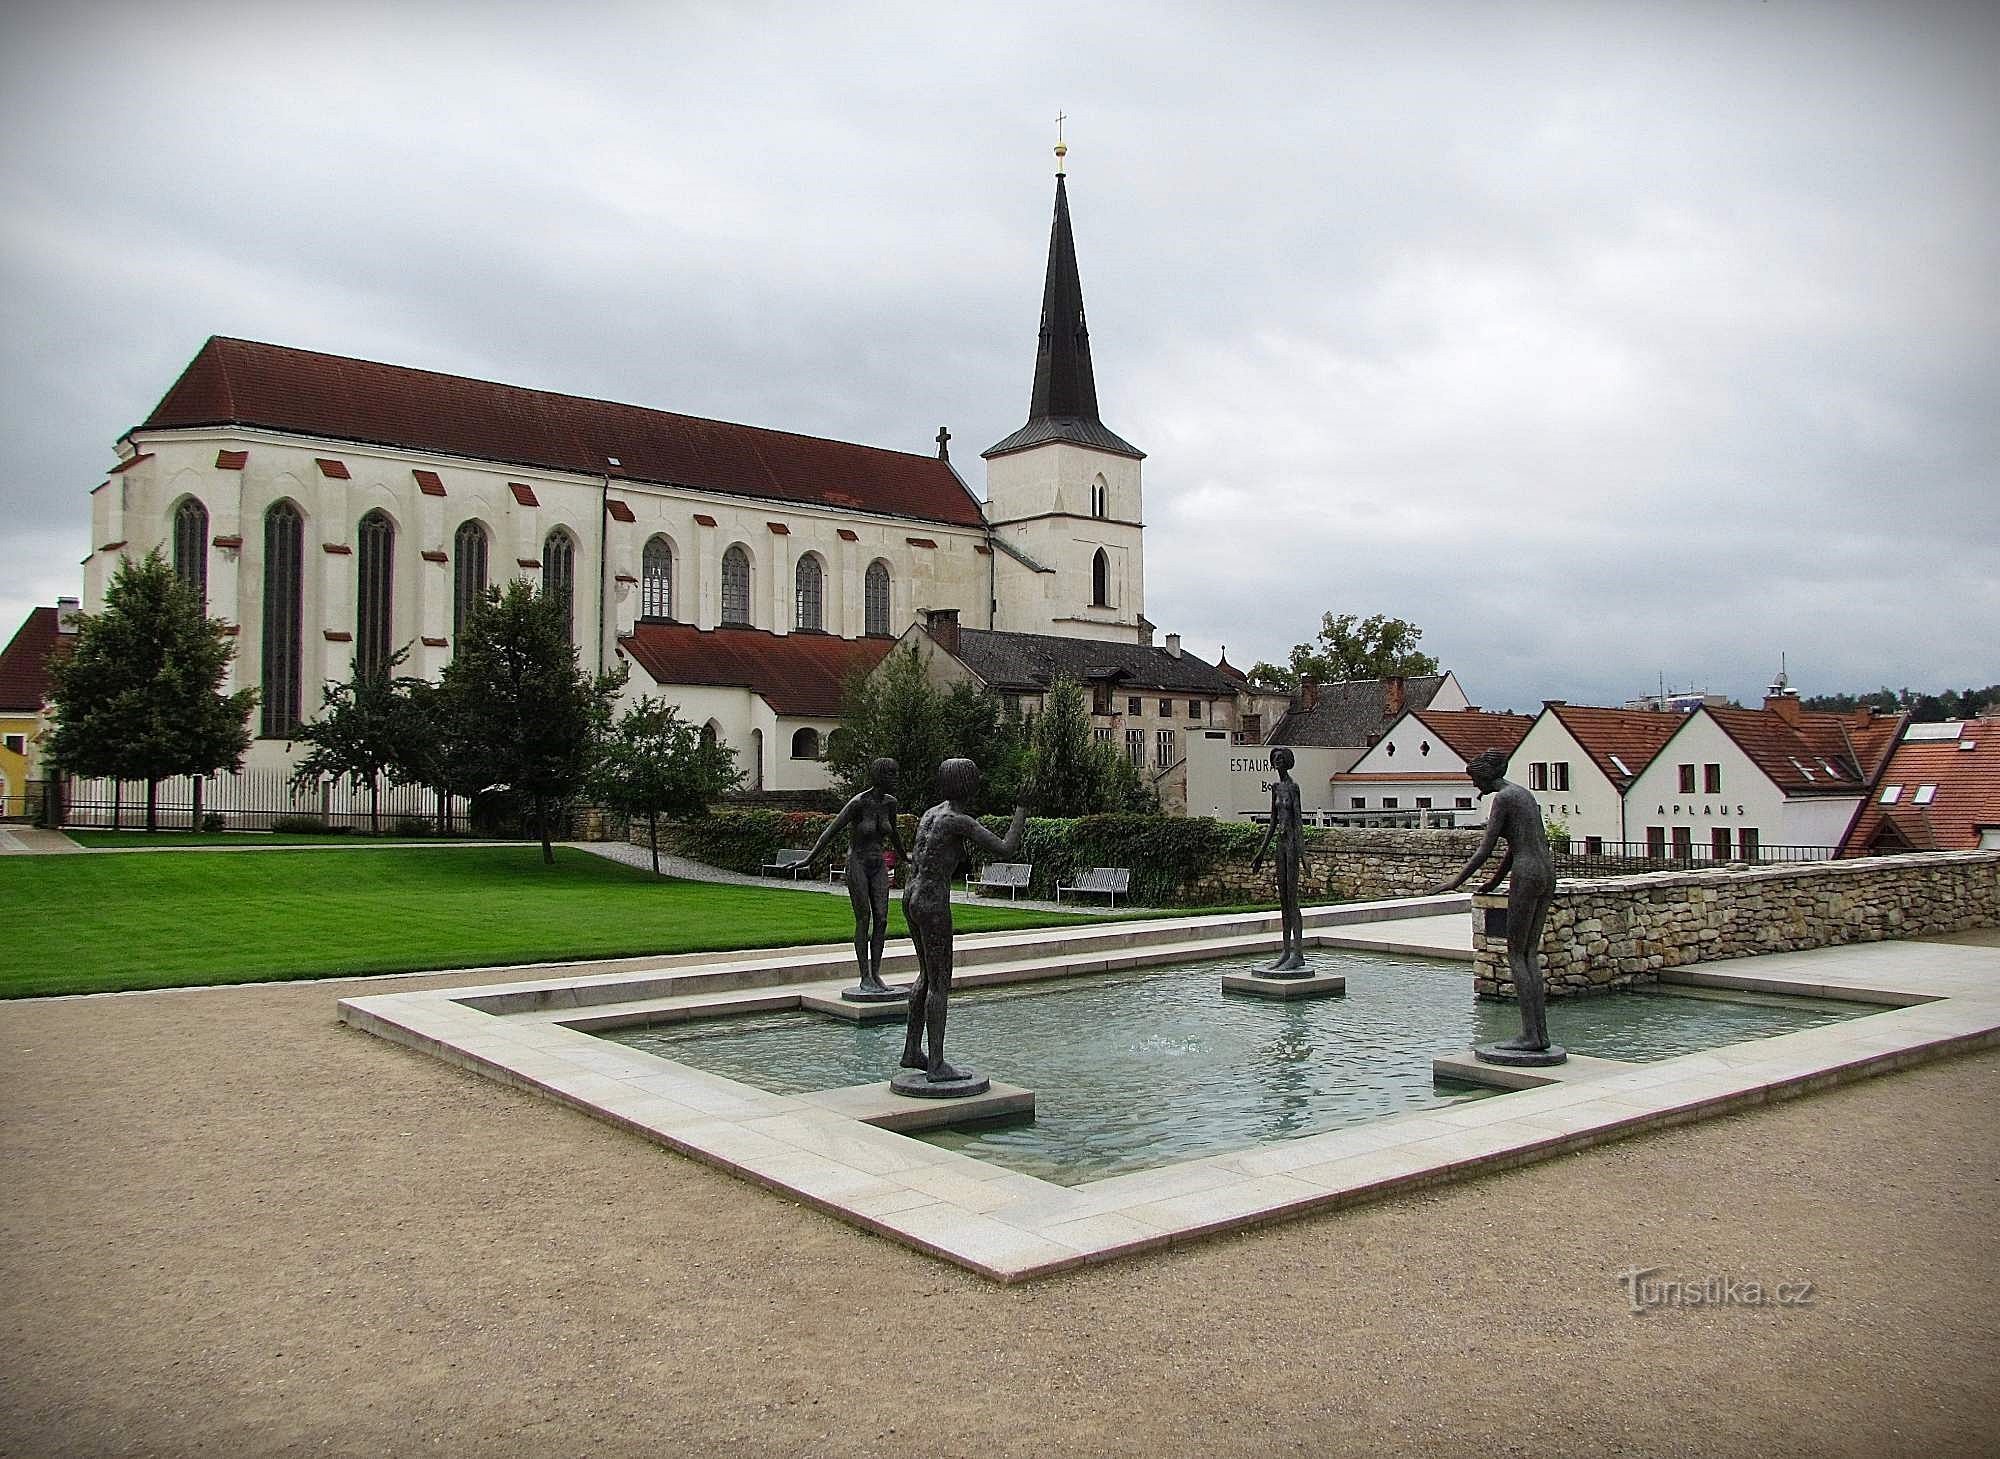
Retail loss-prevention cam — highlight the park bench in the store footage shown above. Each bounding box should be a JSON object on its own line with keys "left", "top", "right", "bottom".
{"left": 761, "top": 848, "right": 812, "bottom": 879}
{"left": 969, "top": 862, "right": 1033, "bottom": 900}
{"left": 1056, "top": 867, "right": 1131, "bottom": 908}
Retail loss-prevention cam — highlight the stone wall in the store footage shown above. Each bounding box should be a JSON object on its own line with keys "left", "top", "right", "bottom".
{"left": 1473, "top": 850, "right": 2000, "bottom": 999}
{"left": 1185, "top": 828, "right": 1485, "bottom": 905}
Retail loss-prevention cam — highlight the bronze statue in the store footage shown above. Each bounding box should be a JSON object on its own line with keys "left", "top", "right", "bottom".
{"left": 1250, "top": 745, "right": 1308, "bottom": 973}
{"left": 894, "top": 758, "right": 1026, "bottom": 1097}
{"left": 804, "top": 757, "right": 908, "bottom": 1003}
{"left": 1435, "top": 748, "right": 1565, "bottom": 1065}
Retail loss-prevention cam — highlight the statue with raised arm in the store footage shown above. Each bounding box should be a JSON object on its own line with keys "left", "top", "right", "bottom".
{"left": 893, "top": 757, "right": 1027, "bottom": 1097}
{"left": 803, "top": 757, "right": 908, "bottom": 1003}
{"left": 1435, "top": 749, "right": 1566, "bottom": 1065}
{"left": 1249, "top": 745, "right": 1309, "bottom": 974}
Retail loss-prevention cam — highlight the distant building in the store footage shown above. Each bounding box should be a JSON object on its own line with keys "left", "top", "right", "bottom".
{"left": 1621, "top": 687, "right": 1730, "bottom": 714}
{"left": 0, "top": 601, "right": 73, "bottom": 817}
{"left": 1332, "top": 707, "right": 1536, "bottom": 825}
{"left": 1839, "top": 716, "right": 2000, "bottom": 855}
{"left": 1505, "top": 702, "right": 1690, "bottom": 847}
{"left": 1265, "top": 673, "right": 1471, "bottom": 771}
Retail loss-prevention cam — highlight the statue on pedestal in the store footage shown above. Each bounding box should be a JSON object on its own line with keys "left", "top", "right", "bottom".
{"left": 1250, "top": 745, "right": 1309, "bottom": 974}
{"left": 803, "top": 757, "right": 907, "bottom": 1003}
{"left": 1435, "top": 749, "right": 1566, "bottom": 1066}
{"left": 894, "top": 758, "right": 1026, "bottom": 1098}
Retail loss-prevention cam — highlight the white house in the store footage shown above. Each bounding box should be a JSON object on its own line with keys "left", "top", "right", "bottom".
{"left": 1504, "top": 702, "right": 1685, "bottom": 848}
{"left": 1332, "top": 707, "right": 1535, "bottom": 825}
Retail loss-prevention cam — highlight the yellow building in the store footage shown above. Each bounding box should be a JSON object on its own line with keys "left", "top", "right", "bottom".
{"left": 0, "top": 602, "right": 70, "bottom": 818}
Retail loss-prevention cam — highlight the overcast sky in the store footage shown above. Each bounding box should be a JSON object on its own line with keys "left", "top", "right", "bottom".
{"left": 2, "top": 0, "right": 1992, "bottom": 712}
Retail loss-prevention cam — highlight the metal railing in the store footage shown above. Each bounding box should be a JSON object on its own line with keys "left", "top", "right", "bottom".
{"left": 1550, "top": 840, "right": 1838, "bottom": 877}
{"left": 56, "top": 770, "right": 473, "bottom": 833}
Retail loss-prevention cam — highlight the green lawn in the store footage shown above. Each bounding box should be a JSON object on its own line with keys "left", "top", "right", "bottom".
{"left": 66, "top": 830, "right": 436, "bottom": 848}
{"left": 0, "top": 846, "right": 1113, "bottom": 998}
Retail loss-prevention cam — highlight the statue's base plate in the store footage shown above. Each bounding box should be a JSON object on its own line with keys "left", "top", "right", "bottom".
{"left": 1222, "top": 970, "right": 1346, "bottom": 1001}
{"left": 802, "top": 989, "right": 908, "bottom": 1024}
{"left": 890, "top": 1068, "right": 992, "bottom": 1099}
{"left": 804, "top": 1079, "right": 1033, "bottom": 1133}
{"left": 840, "top": 984, "right": 909, "bottom": 1004}
{"left": 1473, "top": 1041, "right": 1568, "bottom": 1067}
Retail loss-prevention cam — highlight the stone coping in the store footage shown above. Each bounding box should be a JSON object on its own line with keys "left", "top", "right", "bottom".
{"left": 337, "top": 907, "right": 2000, "bottom": 1283}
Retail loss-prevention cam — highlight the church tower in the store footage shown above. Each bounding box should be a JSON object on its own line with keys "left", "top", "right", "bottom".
{"left": 984, "top": 141, "right": 1148, "bottom": 644}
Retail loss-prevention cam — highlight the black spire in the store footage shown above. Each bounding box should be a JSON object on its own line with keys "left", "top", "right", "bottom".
{"left": 984, "top": 171, "right": 1142, "bottom": 461}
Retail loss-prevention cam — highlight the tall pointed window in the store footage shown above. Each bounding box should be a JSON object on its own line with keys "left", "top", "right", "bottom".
{"left": 1090, "top": 479, "right": 1107, "bottom": 519}
{"left": 864, "top": 560, "right": 892, "bottom": 636}
{"left": 794, "top": 553, "right": 823, "bottom": 632}
{"left": 172, "top": 498, "right": 209, "bottom": 603}
{"left": 453, "top": 520, "right": 489, "bottom": 643}
{"left": 1092, "top": 548, "right": 1110, "bottom": 608}
{"left": 355, "top": 509, "right": 394, "bottom": 678}
{"left": 642, "top": 537, "right": 673, "bottom": 621}
{"left": 260, "top": 501, "right": 304, "bottom": 737}
{"left": 721, "top": 544, "right": 751, "bottom": 626}
{"left": 543, "top": 529, "right": 575, "bottom": 644}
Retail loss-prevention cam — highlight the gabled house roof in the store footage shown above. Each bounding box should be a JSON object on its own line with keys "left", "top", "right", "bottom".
{"left": 138, "top": 337, "right": 988, "bottom": 530}
{"left": 1839, "top": 718, "right": 2000, "bottom": 855}
{"left": 1540, "top": 703, "right": 1685, "bottom": 789}
{"left": 620, "top": 624, "right": 893, "bottom": 719}
{"left": 940, "top": 626, "right": 1238, "bottom": 697}
{"left": 1704, "top": 704, "right": 1905, "bottom": 796}
{"left": 1410, "top": 708, "right": 1536, "bottom": 764}
{"left": 1270, "top": 675, "right": 1452, "bottom": 749}
{"left": 0, "top": 607, "right": 62, "bottom": 712}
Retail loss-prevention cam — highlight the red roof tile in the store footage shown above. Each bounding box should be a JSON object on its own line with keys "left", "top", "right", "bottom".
{"left": 421, "top": 636, "right": 447, "bottom": 648}
{"left": 414, "top": 469, "right": 446, "bottom": 496}
{"left": 108, "top": 453, "right": 153, "bottom": 474}
{"left": 323, "top": 630, "right": 352, "bottom": 642}
{"left": 1704, "top": 705, "right": 1907, "bottom": 795}
{"left": 622, "top": 623, "right": 893, "bottom": 718}
{"left": 421, "top": 549, "right": 448, "bottom": 564}
{"left": 323, "top": 543, "right": 351, "bottom": 556}
{"left": 906, "top": 537, "right": 938, "bottom": 549}
{"left": 508, "top": 481, "right": 538, "bottom": 507}
{"left": 1840, "top": 719, "right": 2000, "bottom": 854}
{"left": 836, "top": 529, "right": 860, "bottom": 542}
{"left": 215, "top": 449, "right": 248, "bottom": 470}
{"left": 0, "top": 607, "right": 63, "bottom": 711}
{"left": 1411, "top": 708, "right": 1535, "bottom": 763}
{"left": 212, "top": 534, "right": 242, "bottom": 550}
{"left": 516, "top": 558, "right": 541, "bottom": 570}
{"left": 315, "top": 457, "right": 350, "bottom": 479}
{"left": 1544, "top": 704, "right": 1684, "bottom": 788}
{"left": 693, "top": 514, "right": 718, "bottom": 528}
{"left": 767, "top": 521, "right": 790, "bottom": 535}
{"left": 139, "top": 337, "right": 986, "bottom": 529}
{"left": 605, "top": 499, "right": 636, "bottom": 523}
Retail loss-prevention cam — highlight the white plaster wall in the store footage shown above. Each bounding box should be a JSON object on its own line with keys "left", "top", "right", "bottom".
{"left": 1507, "top": 714, "right": 1626, "bottom": 844}
{"left": 1183, "top": 735, "right": 1347, "bottom": 820}
{"left": 985, "top": 442, "right": 1145, "bottom": 642}
{"left": 1622, "top": 711, "right": 1787, "bottom": 856}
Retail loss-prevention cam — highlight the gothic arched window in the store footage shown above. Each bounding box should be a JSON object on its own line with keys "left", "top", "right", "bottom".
{"left": 1090, "top": 478, "right": 1108, "bottom": 519}
{"left": 543, "top": 529, "right": 576, "bottom": 644}
{"left": 356, "top": 509, "right": 395, "bottom": 678}
{"left": 260, "top": 501, "right": 304, "bottom": 738}
{"left": 794, "top": 553, "right": 823, "bottom": 632}
{"left": 1092, "top": 548, "right": 1111, "bottom": 608}
{"left": 790, "top": 727, "right": 820, "bottom": 759}
{"left": 864, "top": 560, "right": 891, "bottom": 636}
{"left": 172, "top": 498, "right": 208, "bottom": 603}
{"left": 453, "top": 520, "right": 489, "bottom": 643}
{"left": 721, "top": 544, "right": 751, "bottom": 626}
{"left": 642, "top": 537, "right": 673, "bottom": 621}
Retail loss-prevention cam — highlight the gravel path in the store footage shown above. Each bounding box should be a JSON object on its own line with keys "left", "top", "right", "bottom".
{"left": 2, "top": 947, "right": 1996, "bottom": 1458}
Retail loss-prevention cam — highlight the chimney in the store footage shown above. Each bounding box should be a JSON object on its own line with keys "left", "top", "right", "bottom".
{"left": 1301, "top": 677, "right": 1320, "bottom": 712}
{"left": 1765, "top": 692, "right": 1802, "bottom": 727}
{"left": 1165, "top": 632, "right": 1181, "bottom": 659}
{"left": 56, "top": 596, "right": 81, "bottom": 635}
{"left": 1384, "top": 675, "right": 1406, "bottom": 718}
{"left": 924, "top": 607, "right": 960, "bottom": 657}
{"left": 1542, "top": 699, "right": 1567, "bottom": 709}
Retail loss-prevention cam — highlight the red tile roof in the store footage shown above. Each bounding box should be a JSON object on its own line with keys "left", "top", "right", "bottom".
{"left": 1705, "top": 705, "right": 1906, "bottom": 795}
{"left": 1839, "top": 719, "right": 2000, "bottom": 854}
{"left": 139, "top": 337, "right": 987, "bottom": 529}
{"left": 108, "top": 453, "right": 153, "bottom": 474}
{"left": 1411, "top": 708, "right": 1535, "bottom": 764}
{"left": 414, "top": 469, "right": 447, "bottom": 496}
{"left": 621, "top": 623, "right": 893, "bottom": 718}
{"left": 0, "top": 607, "right": 63, "bottom": 711}
{"left": 605, "top": 499, "right": 636, "bottom": 523}
{"left": 215, "top": 449, "right": 248, "bottom": 470}
{"left": 315, "top": 457, "right": 350, "bottom": 479}
{"left": 508, "top": 481, "right": 539, "bottom": 507}
{"left": 1544, "top": 704, "right": 1684, "bottom": 788}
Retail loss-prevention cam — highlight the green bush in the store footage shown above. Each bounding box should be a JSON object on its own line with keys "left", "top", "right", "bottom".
{"left": 270, "top": 814, "right": 329, "bottom": 834}
{"left": 200, "top": 813, "right": 224, "bottom": 833}
{"left": 393, "top": 816, "right": 430, "bottom": 837}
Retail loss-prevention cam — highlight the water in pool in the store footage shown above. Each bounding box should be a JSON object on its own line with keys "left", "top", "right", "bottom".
{"left": 603, "top": 950, "right": 1873, "bottom": 1184}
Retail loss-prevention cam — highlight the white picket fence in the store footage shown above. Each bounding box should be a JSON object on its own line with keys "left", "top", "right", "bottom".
{"left": 61, "top": 769, "right": 469, "bottom": 832}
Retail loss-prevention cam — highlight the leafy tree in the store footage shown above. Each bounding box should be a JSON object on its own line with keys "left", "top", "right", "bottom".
{"left": 826, "top": 647, "right": 1022, "bottom": 808}
{"left": 1248, "top": 612, "right": 1440, "bottom": 691}
{"left": 591, "top": 696, "right": 742, "bottom": 874}
{"left": 443, "top": 580, "right": 624, "bottom": 863}
{"left": 1018, "top": 678, "right": 1155, "bottom": 817}
{"left": 44, "top": 550, "right": 255, "bottom": 831}
{"left": 387, "top": 677, "right": 493, "bottom": 834}
{"left": 289, "top": 648, "right": 416, "bottom": 833}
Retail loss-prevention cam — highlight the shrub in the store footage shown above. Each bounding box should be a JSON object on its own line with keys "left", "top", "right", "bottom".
{"left": 201, "top": 813, "right": 224, "bottom": 833}
{"left": 393, "top": 816, "right": 430, "bottom": 837}
{"left": 270, "top": 814, "right": 329, "bottom": 834}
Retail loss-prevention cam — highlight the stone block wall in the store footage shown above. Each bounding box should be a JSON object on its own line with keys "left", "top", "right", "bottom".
{"left": 1183, "top": 828, "right": 1485, "bottom": 905}
{"left": 1473, "top": 850, "right": 2000, "bottom": 999}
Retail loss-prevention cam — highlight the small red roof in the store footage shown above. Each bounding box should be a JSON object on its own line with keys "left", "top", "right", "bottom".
{"left": 139, "top": 337, "right": 986, "bottom": 529}
{"left": 215, "top": 449, "right": 248, "bottom": 470}
{"left": 1705, "top": 705, "right": 1906, "bottom": 795}
{"left": 605, "top": 499, "right": 636, "bottom": 523}
{"left": 508, "top": 482, "right": 539, "bottom": 507}
{"left": 1840, "top": 719, "right": 2000, "bottom": 854}
{"left": 1411, "top": 708, "right": 1535, "bottom": 764}
{"left": 414, "top": 469, "right": 447, "bottom": 497}
{"left": 315, "top": 457, "right": 350, "bottom": 479}
{"left": 0, "top": 607, "right": 63, "bottom": 711}
{"left": 1544, "top": 704, "right": 1684, "bottom": 788}
{"left": 622, "top": 624, "right": 893, "bottom": 718}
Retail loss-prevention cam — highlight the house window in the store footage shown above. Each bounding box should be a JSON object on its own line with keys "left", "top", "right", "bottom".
{"left": 864, "top": 560, "right": 891, "bottom": 635}
{"left": 1584, "top": 835, "right": 1603, "bottom": 855}
{"left": 1678, "top": 764, "right": 1697, "bottom": 794}
{"left": 790, "top": 727, "right": 820, "bottom": 759}
{"left": 1188, "top": 700, "right": 1202, "bottom": 720}
{"left": 642, "top": 537, "right": 673, "bottom": 621}
{"left": 453, "top": 520, "right": 489, "bottom": 642}
{"left": 260, "top": 501, "right": 304, "bottom": 738}
{"left": 1529, "top": 762, "right": 1549, "bottom": 790}
{"left": 1383, "top": 797, "right": 1400, "bottom": 809}
{"left": 1703, "top": 763, "right": 1722, "bottom": 794}
{"left": 4, "top": 733, "right": 25, "bottom": 755}
{"left": 1712, "top": 828, "right": 1732, "bottom": 860}
{"left": 542, "top": 530, "right": 575, "bottom": 644}
{"left": 1092, "top": 682, "right": 1112, "bottom": 714}
{"left": 1671, "top": 826, "right": 1693, "bottom": 860}
{"left": 1550, "top": 761, "right": 1570, "bottom": 792}
{"left": 720, "top": 545, "right": 751, "bottom": 625}
{"left": 1158, "top": 698, "right": 1172, "bottom": 717}
{"left": 1415, "top": 796, "right": 1432, "bottom": 809}
{"left": 1738, "top": 827, "right": 1760, "bottom": 860}
{"left": 1125, "top": 728, "right": 1145, "bottom": 765}
{"left": 172, "top": 498, "right": 208, "bottom": 604}
{"left": 1646, "top": 825, "right": 1667, "bottom": 857}
{"left": 1155, "top": 728, "right": 1174, "bottom": 768}
{"left": 1128, "top": 696, "right": 1141, "bottom": 716}
{"left": 1092, "top": 549, "right": 1110, "bottom": 607}
{"left": 355, "top": 509, "right": 395, "bottom": 678}
{"left": 1455, "top": 796, "right": 1474, "bottom": 810}
{"left": 794, "top": 553, "right": 824, "bottom": 632}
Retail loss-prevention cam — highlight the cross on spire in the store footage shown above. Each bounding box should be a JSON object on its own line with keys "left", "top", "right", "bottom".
{"left": 935, "top": 425, "right": 951, "bottom": 461}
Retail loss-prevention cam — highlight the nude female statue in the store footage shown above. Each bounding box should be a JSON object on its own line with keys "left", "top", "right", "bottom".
{"left": 895, "top": 757, "right": 1027, "bottom": 1094}
{"left": 1434, "top": 748, "right": 1565, "bottom": 1064}
{"left": 803, "top": 757, "right": 907, "bottom": 1002}
{"left": 1249, "top": 745, "right": 1308, "bottom": 973}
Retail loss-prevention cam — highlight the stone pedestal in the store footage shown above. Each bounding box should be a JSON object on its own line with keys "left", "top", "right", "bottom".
{"left": 1221, "top": 970, "right": 1347, "bottom": 1000}
{"left": 801, "top": 1079, "right": 1034, "bottom": 1132}
{"left": 1473, "top": 1040, "right": 1567, "bottom": 1067}
{"left": 802, "top": 989, "right": 909, "bottom": 1024}
{"left": 891, "top": 1067, "right": 992, "bottom": 1099}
